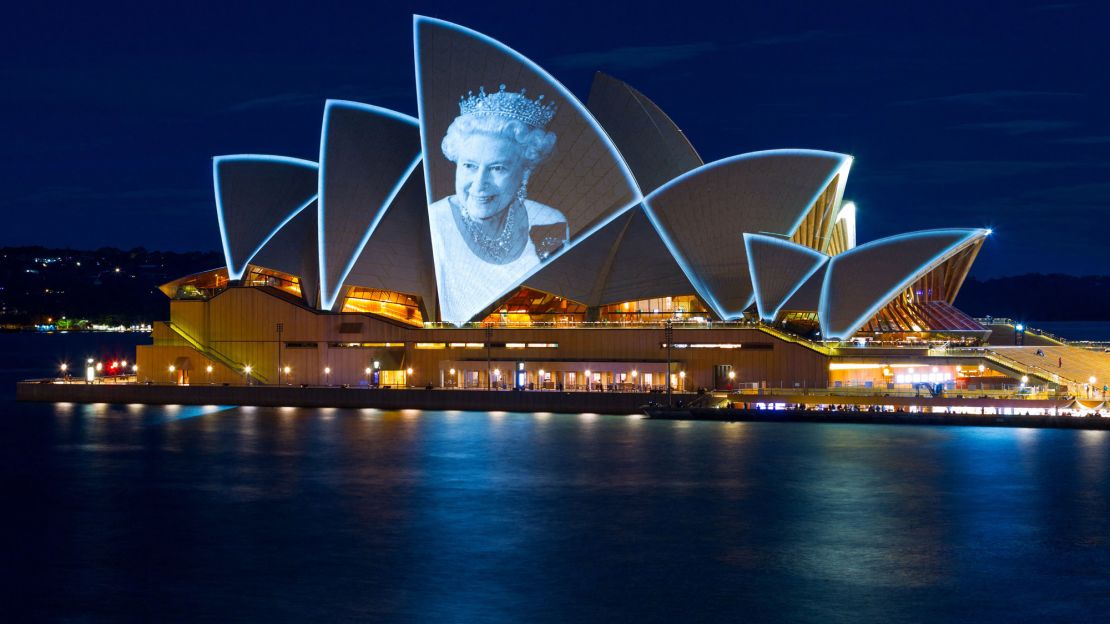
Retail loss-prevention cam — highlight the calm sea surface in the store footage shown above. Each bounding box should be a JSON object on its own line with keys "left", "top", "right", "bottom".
{"left": 3, "top": 333, "right": 1110, "bottom": 622}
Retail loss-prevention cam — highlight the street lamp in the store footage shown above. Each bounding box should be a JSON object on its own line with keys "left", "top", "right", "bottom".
{"left": 631, "top": 369, "right": 638, "bottom": 392}
{"left": 365, "top": 367, "right": 372, "bottom": 386}
{"left": 59, "top": 363, "right": 68, "bottom": 380}
{"left": 585, "top": 369, "right": 591, "bottom": 391}
{"left": 679, "top": 370, "right": 686, "bottom": 391}
{"left": 283, "top": 365, "right": 291, "bottom": 385}
{"left": 243, "top": 365, "right": 252, "bottom": 386}
{"left": 168, "top": 364, "right": 175, "bottom": 384}
{"left": 324, "top": 366, "right": 331, "bottom": 386}
{"left": 206, "top": 364, "right": 213, "bottom": 383}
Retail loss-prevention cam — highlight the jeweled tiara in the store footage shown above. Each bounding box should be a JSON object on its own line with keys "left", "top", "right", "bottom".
{"left": 458, "top": 85, "right": 557, "bottom": 129}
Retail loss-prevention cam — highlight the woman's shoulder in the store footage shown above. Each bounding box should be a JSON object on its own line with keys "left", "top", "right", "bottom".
{"left": 523, "top": 199, "right": 566, "bottom": 226}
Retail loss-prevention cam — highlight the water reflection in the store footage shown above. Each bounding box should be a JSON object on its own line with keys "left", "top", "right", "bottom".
{"left": 5, "top": 404, "right": 1110, "bottom": 622}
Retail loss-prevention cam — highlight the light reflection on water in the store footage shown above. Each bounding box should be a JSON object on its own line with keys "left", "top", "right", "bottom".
{"left": 2, "top": 401, "right": 1110, "bottom": 622}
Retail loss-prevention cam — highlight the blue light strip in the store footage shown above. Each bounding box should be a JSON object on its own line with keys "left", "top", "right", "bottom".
{"left": 743, "top": 233, "right": 829, "bottom": 322}
{"left": 413, "top": 15, "right": 644, "bottom": 325}
{"left": 818, "top": 228, "right": 990, "bottom": 339}
{"left": 316, "top": 99, "right": 422, "bottom": 312}
{"left": 213, "top": 154, "right": 319, "bottom": 281}
{"left": 643, "top": 149, "right": 852, "bottom": 320}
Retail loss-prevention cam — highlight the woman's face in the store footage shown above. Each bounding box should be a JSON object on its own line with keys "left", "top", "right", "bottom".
{"left": 454, "top": 133, "right": 527, "bottom": 220}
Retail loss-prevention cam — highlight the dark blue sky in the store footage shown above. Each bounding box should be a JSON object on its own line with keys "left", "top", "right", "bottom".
{"left": 2, "top": 1, "right": 1107, "bottom": 277}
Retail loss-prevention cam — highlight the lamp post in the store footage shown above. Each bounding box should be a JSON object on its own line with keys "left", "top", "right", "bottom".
{"left": 728, "top": 369, "right": 736, "bottom": 391}
{"left": 373, "top": 360, "right": 380, "bottom": 388}
{"left": 585, "top": 369, "right": 591, "bottom": 391}
{"left": 206, "top": 364, "right": 213, "bottom": 384}
{"left": 283, "top": 365, "right": 291, "bottom": 385}
{"left": 538, "top": 369, "right": 546, "bottom": 390}
{"left": 485, "top": 323, "right": 493, "bottom": 391}
{"left": 168, "top": 364, "right": 176, "bottom": 384}
{"left": 324, "top": 366, "right": 331, "bottom": 386}
{"left": 243, "top": 365, "right": 252, "bottom": 386}
{"left": 365, "top": 367, "right": 372, "bottom": 387}
{"left": 275, "top": 322, "right": 284, "bottom": 386}
{"left": 679, "top": 370, "right": 686, "bottom": 392}
{"left": 406, "top": 367, "right": 413, "bottom": 388}
{"left": 631, "top": 369, "right": 638, "bottom": 392}
{"left": 665, "top": 320, "right": 673, "bottom": 406}
{"left": 59, "top": 363, "right": 68, "bottom": 381}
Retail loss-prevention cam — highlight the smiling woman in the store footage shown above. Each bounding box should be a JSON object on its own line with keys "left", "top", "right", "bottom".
{"left": 428, "top": 85, "right": 568, "bottom": 318}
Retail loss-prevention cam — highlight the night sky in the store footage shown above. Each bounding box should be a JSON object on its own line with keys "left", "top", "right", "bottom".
{"left": 3, "top": 1, "right": 1107, "bottom": 278}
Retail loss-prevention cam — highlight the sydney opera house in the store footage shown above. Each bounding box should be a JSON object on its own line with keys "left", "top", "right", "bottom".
{"left": 138, "top": 16, "right": 997, "bottom": 393}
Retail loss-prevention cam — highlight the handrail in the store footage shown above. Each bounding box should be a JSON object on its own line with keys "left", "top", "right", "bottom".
{"left": 974, "top": 348, "right": 1077, "bottom": 386}
{"left": 163, "top": 322, "right": 269, "bottom": 383}
{"left": 753, "top": 324, "right": 834, "bottom": 355}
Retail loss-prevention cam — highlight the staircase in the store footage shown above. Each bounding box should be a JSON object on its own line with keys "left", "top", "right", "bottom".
{"left": 160, "top": 322, "right": 269, "bottom": 384}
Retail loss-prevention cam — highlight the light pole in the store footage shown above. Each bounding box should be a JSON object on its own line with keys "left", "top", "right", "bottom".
{"left": 168, "top": 364, "right": 176, "bottom": 384}
{"left": 631, "top": 369, "right": 638, "bottom": 392}
{"left": 406, "top": 367, "right": 413, "bottom": 388}
{"left": 283, "top": 366, "right": 291, "bottom": 385}
{"left": 275, "top": 322, "right": 284, "bottom": 386}
{"left": 243, "top": 365, "right": 252, "bottom": 386}
{"left": 679, "top": 370, "right": 686, "bottom": 392}
{"left": 585, "top": 369, "right": 591, "bottom": 391}
{"left": 373, "top": 360, "right": 380, "bottom": 388}
{"left": 324, "top": 366, "right": 331, "bottom": 386}
{"left": 486, "top": 323, "right": 493, "bottom": 390}
{"left": 665, "top": 320, "right": 673, "bottom": 406}
{"left": 59, "top": 363, "right": 68, "bottom": 381}
{"left": 539, "top": 368, "right": 546, "bottom": 390}
{"left": 206, "top": 364, "right": 213, "bottom": 384}
{"left": 365, "top": 367, "right": 372, "bottom": 387}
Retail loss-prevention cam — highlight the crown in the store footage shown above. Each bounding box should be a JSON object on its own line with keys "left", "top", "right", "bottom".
{"left": 458, "top": 84, "right": 557, "bottom": 129}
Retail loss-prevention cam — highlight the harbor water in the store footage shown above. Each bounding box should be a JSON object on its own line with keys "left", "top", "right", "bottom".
{"left": 3, "top": 333, "right": 1110, "bottom": 622}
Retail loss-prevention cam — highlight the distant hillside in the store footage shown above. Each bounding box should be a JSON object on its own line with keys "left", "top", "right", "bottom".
{"left": 0, "top": 247, "right": 223, "bottom": 326}
{"left": 956, "top": 274, "right": 1110, "bottom": 321}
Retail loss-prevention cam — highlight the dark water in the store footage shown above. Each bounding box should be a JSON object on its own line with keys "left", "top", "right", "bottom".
{"left": 4, "top": 334, "right": 1110, "bottom": 622}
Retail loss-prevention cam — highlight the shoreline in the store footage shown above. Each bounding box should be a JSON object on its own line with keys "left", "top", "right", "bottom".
{"left": 645, "top": 407, "right": 1110, "bottom": 430}
{"left": 15, "top": 381, "right": 1110, "bottom": 429}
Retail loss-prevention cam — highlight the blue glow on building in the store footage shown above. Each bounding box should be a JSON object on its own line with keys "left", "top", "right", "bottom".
{"left": 317, "top": 100, "right": 422, "bottom": 312}
{"left": 213, "top": 155, "right": 319, "bottom": 281}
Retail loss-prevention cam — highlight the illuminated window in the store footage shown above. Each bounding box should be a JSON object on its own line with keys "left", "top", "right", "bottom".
{"left": 245, "top": 266, "right": 302, "bottom": 297}
{"left": 599, "top": 295, "right": 709, "bottom": 322}
{"left": 342, "top": 288, "right": 423, "bottom": 326}
{"left": 478, "top": 287, "right": 586, "bottom": 325}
